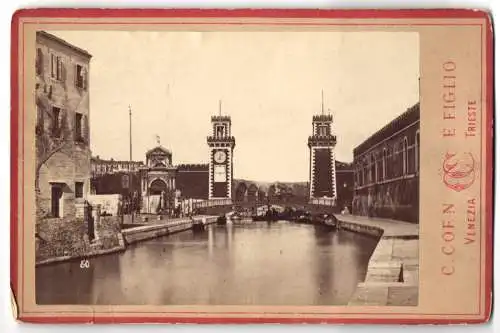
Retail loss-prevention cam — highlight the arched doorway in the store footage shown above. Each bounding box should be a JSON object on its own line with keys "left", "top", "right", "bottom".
{"left": 149, "top": 178, "right": 167, "bottom": 195}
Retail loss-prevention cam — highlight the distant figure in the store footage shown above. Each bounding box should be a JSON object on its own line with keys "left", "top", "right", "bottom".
{"left": 341, "top": 206, "right": 350, "bottom": 215}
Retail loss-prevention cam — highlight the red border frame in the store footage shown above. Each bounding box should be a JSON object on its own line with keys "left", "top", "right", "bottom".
{"left": 10, "top": 8, "right": 494, "bottom": 325}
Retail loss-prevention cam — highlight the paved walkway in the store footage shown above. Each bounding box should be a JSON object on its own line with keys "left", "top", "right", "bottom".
{"left": 334, "top": 214, "right": 419, "bottom": 238}
{"left": 333, "top": 214, "right": 420, "bottom": 306}
{"left": 123, "top": 215, "right": 215, "bottom": 226}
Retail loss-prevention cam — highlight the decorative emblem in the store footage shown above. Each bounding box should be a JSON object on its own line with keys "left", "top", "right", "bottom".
{"left": 442, "top": 152, "right": 476, "bottom": 192}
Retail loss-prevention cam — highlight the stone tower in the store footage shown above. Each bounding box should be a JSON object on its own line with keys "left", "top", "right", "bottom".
{"left": 207, "top": 103, "right": 235, "bottom": 201}
{"left": 308, "top": 106, "right": 337, "bottom": 204}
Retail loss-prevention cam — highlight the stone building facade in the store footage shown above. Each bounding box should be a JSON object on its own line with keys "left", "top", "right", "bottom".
{"left": 333, "top": 161, "right": 354, "bottom": 212}
{"left": 35, "top": 31, "right": 91, "bottom": 220}
{"left": 352, "top": 102, "right": 420, "bottom": 222}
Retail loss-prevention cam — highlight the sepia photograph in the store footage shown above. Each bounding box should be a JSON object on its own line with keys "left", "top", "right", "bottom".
{"left": 33, "top": 29, "right": 420, "bottom": 307}
{"left": 9, "top": 8, "right": 494, "bottom": 324}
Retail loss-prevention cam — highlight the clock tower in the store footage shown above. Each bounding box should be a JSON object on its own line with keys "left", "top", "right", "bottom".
{"left": 207, "top": 105, "right": 235, "bottom": 201}
{"left": 308, "top": 93, "right": 337, "bottom": 205}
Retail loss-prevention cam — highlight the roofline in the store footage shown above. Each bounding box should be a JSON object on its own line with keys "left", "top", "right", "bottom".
{"left": 145, "top": 145, "right": 172, "bottom": 156}
{"left": 36, "top": 31, "right": 92, "bottom": 59}
{"left": 353, "top": 102, "right": 420, "bottom": 154}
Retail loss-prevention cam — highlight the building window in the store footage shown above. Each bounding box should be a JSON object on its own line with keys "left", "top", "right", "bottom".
{"left": 75, "top": 182, "right": 84, "bottom": 198}
{"left": 51, "top": 107, "right": 61, "bottom": 137}
{"left": 215, "top": 125, "right": 224, "bottom": 138}
{"left": 36, "top": 48, "right": 43, "bottom": 75}
{"left": 50, "top": 54, "right": 63, "bottom": 81}
{"left": 75, "top": 112, "right": 83, "bottom": 141}
{"left": 76, "top": 64, "right": 87, "bottom": 89}
{"left": 403, "top": 137, "right": 408, "bottom": 175}
{"left": 318, "top": 124, "right": 330, "bottom": 136}
{"left": 382, "top": 148, "right": 387, "bottom": 180}
{"left": 372, "top": 154, "right": 377, "bottom": 184}
{"left": 416, "top": 131, "right": 420, "bottom": 174}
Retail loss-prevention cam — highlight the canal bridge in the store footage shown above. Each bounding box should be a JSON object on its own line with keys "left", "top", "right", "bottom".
{"left": 193, "top": 179, "right": 340, "bottom": 216}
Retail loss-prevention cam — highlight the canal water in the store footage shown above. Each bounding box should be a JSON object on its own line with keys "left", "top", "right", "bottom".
{"left": 36, "top": 221, "right": 379, "bottom": 306}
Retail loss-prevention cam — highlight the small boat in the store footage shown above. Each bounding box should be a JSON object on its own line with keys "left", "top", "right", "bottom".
{"left": 216, "top": 214, "right": 227, "bottom": 225}
{"left": 230, "top": 213, "right": 242, "bottom": 223}
{"left": 312, "top": 213, "right": 329, "bottom": 225}
{"left": 324, "top": 215, "right": 338, "bottom": 229}
{"left": 192, "top": 220, "right": 205, "bottom": 232}
{"left": 297, "top": 213, "right": 312, "bottom": 224}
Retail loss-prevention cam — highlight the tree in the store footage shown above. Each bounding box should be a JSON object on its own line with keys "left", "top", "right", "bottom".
{"left": 35, "top": 85, "right": 89, "bottom": 218}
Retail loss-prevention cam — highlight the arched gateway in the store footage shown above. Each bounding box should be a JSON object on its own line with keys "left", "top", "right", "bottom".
{"left": 140, "top": 146, "right": 177, "bottom": 214}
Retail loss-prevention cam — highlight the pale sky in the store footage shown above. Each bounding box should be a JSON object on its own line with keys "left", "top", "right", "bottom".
{"left": 49, "top": 30, "right": 419, "bottom": 182}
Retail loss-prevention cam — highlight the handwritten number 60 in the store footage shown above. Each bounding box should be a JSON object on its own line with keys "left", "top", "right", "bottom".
{"left": 80, "top": 259, "right": 90, "bottom": 269}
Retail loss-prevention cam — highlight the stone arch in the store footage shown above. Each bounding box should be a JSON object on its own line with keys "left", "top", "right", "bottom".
{"left": 149, "top": 178, "right": 167, "bottom": 195}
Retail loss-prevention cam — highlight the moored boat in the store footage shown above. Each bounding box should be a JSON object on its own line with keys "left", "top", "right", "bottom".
{"left": 216, "top": 214, "right": 227, "bottom": 225}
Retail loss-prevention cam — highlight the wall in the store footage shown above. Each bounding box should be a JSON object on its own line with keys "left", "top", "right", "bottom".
{"left": 90, "top": 171, "right": 141, "bottom": 195}
{"left": 336, "top": 170, "right": 354, "bottom": 210}
{"left": 35, "top": 213, "right": 123, "bottom": 264}
{"left": 87, "top": 194, "right": 121, "bottom": 216}
{"left": 176, "top": 164, "right": 209, "bottom": 199}
{"left": 35, "top": 31, "right": 91, "bottom": 220}
{"left": 352, "top": 103, "right": 419, "bottom": 223}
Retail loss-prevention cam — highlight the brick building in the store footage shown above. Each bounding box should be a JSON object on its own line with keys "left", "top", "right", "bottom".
{"left": 90, "top": 156, "right": 144, "bottom": 196}
{"left": 35, "top": 31, "right": 92, "bottom": 219}
{"left": 352, "top": 102, "right": 420, "bottom": 222}
{"left": 334, "top": 161, "right": 354, "bottom": 212}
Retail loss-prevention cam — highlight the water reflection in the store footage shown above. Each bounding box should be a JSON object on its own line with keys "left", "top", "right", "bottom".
{"left": 36, "top": 221, "right": 378, "bottom": 305}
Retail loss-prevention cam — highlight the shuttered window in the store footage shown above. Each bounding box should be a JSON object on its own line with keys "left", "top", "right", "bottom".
{"left": 36, "top": 48, "right": 43, "bottom": 75}
{"left": 52, "top": 107, "right": 61, "bottom": 136}
{"left": 75, "top": 112, "right": 83, "bottom": 141}
{"left": 76, "top": 64, "right": 87, "bottom": 89}
{"left": 50, "top": 54, "right": 64, "bottom": 81}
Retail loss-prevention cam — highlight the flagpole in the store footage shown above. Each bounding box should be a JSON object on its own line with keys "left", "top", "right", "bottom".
{"left": 128, "top": 105, "right": 133, "bottom": 223}
{"left": 129, "top": 105, "right": 132, "bottom": 161}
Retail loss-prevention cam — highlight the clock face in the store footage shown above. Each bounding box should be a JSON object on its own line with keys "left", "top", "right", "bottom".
{"left": 214, "top": 150, "right": 227, "bottom": 164}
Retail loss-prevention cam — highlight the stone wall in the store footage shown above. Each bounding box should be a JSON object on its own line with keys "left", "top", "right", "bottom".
{"left": 35, "top": 212, "right": 124, "bottom": 265}
{"left": 87, "top": 194, "right": 121, "bottom": 216}
{"left": 36, "top": 217, "right": 89, "bottom": 261}
{"left": 352, "top": 176, "right": 419, "bottom": 223}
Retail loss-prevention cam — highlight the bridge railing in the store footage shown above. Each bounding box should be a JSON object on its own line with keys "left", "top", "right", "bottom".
{"left": 309, "top": 198, "right": 337, "bottom": 207}
{"left": 193, "top": 198, "right": 232, "bottom": 209}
